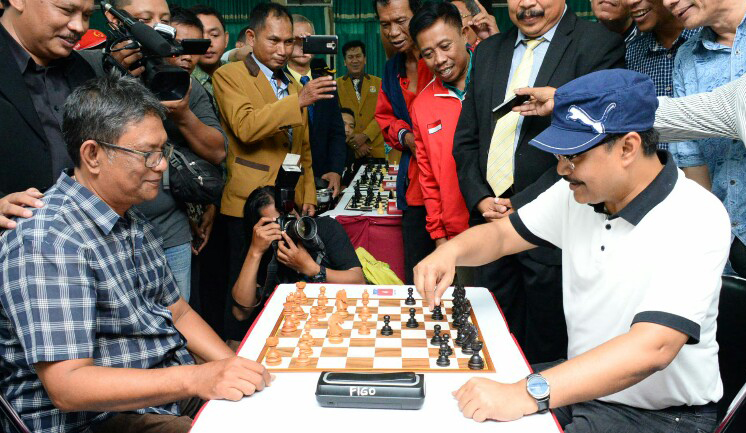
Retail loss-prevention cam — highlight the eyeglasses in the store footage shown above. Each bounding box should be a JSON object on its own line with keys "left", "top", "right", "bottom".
{"left": 95, "top": 140, "right": 173, "bottom": 168}
{"left": 553, "top": 136, "right": 620, "bottom": 170}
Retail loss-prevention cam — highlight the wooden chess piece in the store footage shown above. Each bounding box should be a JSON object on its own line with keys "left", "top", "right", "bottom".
{"left": 265, "top": 336, "right": 282, "bottom": 366}
{"left": 295, "top": 346, "right": 311, "bottom": 367}
{"left": 296, "top": 281, "right": 308, "bottom": 303}
{"left": 362, "top": 289, "right": 370, "bottom": 306}
{"left": 308, "top": 308, "right": 319, "bottom": 326}
{"left": 318, "top": 286, "right": 327, "bottom": 305}
{"left": 335, "top": 297, "right": 348, "bottom": 319}
{"left": 359, "top": 321, "right": 370, "bottom": 335}
{"left": 280, "top": 314, "right": 297, "bottom": 336}
{"left": 298, "top": 338, "right": 313, "bottom": 357}
{"left": 283, "top": 294, "right": 294, "bottom": 317}
{"left": 327, "top": 312, "right": 344, "bottom": 343}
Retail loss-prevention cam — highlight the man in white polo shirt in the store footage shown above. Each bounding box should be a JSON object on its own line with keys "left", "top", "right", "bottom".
{"left": 414, "top": 69, "right": 729, "bottom": 432}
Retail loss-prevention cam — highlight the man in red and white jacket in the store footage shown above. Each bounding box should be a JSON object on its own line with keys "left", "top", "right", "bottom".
{"left": 409, "top": 2, "right": 472, "bottom": 247}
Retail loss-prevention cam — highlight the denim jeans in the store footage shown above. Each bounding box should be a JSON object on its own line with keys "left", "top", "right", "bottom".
{"left": 164, "top": 242, "right": 192, "bottom": 302}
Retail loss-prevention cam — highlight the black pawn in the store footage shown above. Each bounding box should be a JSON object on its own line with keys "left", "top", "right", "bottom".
{"left": 436, "top": 344, "right": 451, "bottom": 367}
{"left": 442, "top": 334, "right": 453, "bottom": 356}
{"left": 381, "top": 314, "right": 393, "bottom": 336}
{"left": 405, "top": 287, "right": 416, "bottom": 305}
{"left": 431, "top": 305, "right": 444, "bottom": 321}
{"left": 430, "top": 324, "right": 442, "bottom": 346}
{"left": 406, "top": 307, "right": 419, "bottom": 328}
{"left": 468, "top": 341, "right": 485, "bottom": 370}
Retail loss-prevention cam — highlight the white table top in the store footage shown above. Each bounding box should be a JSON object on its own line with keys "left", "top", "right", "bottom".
{"left": 190, "top": 284, "right": 562, "bottom": 432}
{"left": 323, "top": 165, "right": 401, "bottom": 219}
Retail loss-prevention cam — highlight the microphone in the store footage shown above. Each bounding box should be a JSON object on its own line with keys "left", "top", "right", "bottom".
{"left": 101, "top": 1, "right": 172, "bottom": 56}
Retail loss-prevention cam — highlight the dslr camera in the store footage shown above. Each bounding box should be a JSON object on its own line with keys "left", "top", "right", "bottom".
{"left": 100, "top": 0, "right": 210, "bottom": 100}
{"left": 274, "top": 165, "right": 323, "bottom": 252}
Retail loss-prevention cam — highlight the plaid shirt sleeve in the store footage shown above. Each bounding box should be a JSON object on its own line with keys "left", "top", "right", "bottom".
{"left": 0, "top": 231, "right": 97, "bottom": 366}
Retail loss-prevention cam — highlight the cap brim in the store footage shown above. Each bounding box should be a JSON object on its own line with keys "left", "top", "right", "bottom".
{"left": 529, "top": 125, "right": 607, "bottom": 155}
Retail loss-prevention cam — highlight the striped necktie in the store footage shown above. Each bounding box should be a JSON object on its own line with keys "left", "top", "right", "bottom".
{"left": 299, "top": 75, "right": 314, "bottom": 124}
{"left": 486, "top": 38, "right": 544, "bottom": 196}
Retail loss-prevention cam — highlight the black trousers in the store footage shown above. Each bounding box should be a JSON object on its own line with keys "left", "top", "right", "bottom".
{"left": 402, "top": 205, "right": 436, "bottom": 285}
{"left": 730, "top": 236, "right": 746, "bottom": 277}
{"left": 193, "top": 213, "right": 231, "bottom": 338}
{"left": 477, "top": 251, "right": 567, "bottom": 364}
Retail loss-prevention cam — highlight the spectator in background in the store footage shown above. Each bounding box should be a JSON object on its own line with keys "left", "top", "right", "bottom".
{"left": 84, "top": 0, "right": 228, "bottom": 302}
{"left": 190, "top": 5, "right": 229, "bottom": 97}
{"left": 167, "top": 6, "right": 203, "bottom": 75}
{"left": 624, "top": 0, "right": 698, "bottom": 150}
{"left": 286, "top": 14, "right": 346, "bottom": 198}
{"left": 221, "top": 24, "right": 250, "bottom": 63}
{"left": 667, "top": 0, "right": 746, "bottom": 277}
{"left": 341, "top": 107, "right": 357, "bottom": 142}
{"left": 591, "top": 0, "right": 639, "bottom": 44}
{"left": 452, "top": 0, "right": 625, "bottom": 364}
{"left": 0, "top": 0, "right": 96, "bottom": 229}
{"left": 409, "top": 2, "right": 471, "bottom": 248}
{"left": 374, "top": 0, "right": 436, "bottom": 286}
{"left": 212, "top": 3, "right": 332, "bottom": 292}
{"left": 337, "top": 40, "right": 386, "bottom": 172}
{"left": 448, "top": 0, "right": 499, "bottom": 47}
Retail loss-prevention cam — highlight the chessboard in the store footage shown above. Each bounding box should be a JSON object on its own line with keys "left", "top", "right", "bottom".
{"left": 256, "top": 285, "right": 495, "bottom": 373}
{"left": 345, "top": 163, "right": 397, "bottom": 212}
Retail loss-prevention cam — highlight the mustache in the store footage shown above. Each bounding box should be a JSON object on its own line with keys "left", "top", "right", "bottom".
{"left": 562, "top": 175, "right": 584, "bottom": 185}
{"left": 517, "top": 9, "right": 545, "bottom": 20}
{"left": 60, "top": 32, "right": 84, "bottom": 43}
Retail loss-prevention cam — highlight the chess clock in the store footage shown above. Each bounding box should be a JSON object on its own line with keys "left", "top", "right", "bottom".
{"left": 316, "top": 372, "right": 425, "bottom": 410}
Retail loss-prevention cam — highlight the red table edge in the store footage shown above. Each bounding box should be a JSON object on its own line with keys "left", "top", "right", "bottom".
{"left": 191, "top": 287, "right": 564, "bottom": 432}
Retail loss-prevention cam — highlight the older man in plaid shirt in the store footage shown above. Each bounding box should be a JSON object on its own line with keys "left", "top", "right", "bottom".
{"left": 0, "top": 75, "right": 269, "bottom": 433}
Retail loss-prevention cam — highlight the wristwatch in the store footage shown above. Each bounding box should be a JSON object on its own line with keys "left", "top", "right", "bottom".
{"left": 310, "top": 265, "right": 327, "bottom": 283}
{"left": 526, "top": 373, "right": 550, "bottom": 414}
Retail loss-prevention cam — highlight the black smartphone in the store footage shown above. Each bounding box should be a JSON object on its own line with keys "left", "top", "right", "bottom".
{"left": 303, "top": 35, "right": 339, "bottom": 55}
{"left": 492, "top": 94, "right": 531, "bottom": 122}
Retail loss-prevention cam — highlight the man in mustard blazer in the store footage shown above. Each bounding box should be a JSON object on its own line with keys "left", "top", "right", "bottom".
{"left": 337, "top": 40, "right": 386, "bottom": 163}
{"left": 213, "top": 3, "right": 337, "bottom": 286}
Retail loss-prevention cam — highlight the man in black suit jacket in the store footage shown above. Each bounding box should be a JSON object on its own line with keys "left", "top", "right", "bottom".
{"left": 453, "top": 0, "right": 625, "bottom": 363}
{"left": 286, "top": 15, "right": 346, "bottom": 198}
{"left": 0, "top": 0, "right": 97, "bottom": 229}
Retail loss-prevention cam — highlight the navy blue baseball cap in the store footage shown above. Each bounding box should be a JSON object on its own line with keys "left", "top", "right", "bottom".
{"left": 529, "top": 69, "right": 658, "bottom": 155}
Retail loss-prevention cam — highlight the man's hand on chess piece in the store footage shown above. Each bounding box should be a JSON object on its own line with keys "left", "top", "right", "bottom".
{"left": 453, "top": 377, "right": 536, "bottom": 422}
{"left": 248, "top": 217, "right": 282, "bottom": 258}
{"left": 0, "top": 188, "right": 45, "bottom": 229}
{"left": 468, "top": 1, "right": 499, "bottom": 41}
{"left": 189, "top": 356, "right": 271, "bottom": 401}
{"left": 482, "top": 198, "right": 513, "bottom": 220}
{"left": 512, "top": 86, "right": 556, "bottom": 117}
{"left": 277, "top": 232, "right": 319, "bottom": 277}
{"left": 321, "top": 172, "right": 341, "bottom": 198}
{"left": 413, "top": 245, "right": 457, "bottom": 309}
{"left": 298, "top": 76, "right": 337, "bottom": 108}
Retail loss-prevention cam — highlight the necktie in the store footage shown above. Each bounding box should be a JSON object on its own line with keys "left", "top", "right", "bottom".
{"left": 486, "top": 38, "right": 544, "bottom": 196}
{"left": 353, "top": 78, "right": 362, "bottom": 102}
{"left": 299, "top": 75, "right": 314, "bottom": 124}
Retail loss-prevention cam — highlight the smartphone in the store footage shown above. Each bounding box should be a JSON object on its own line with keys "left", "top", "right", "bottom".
{"left": 492, "top": 94, "right": 531, "bottom": 122}
{"left": 303, "top": 35, "right": 339, "bottom": 55}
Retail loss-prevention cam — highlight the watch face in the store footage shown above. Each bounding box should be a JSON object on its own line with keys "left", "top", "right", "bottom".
{"left": 527, "top": 375, "right": 550, "bottom": 399}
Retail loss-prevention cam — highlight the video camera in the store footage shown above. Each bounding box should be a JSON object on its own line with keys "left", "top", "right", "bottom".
{"left": 100, "top": 0, "right": 210, "bottom": 101}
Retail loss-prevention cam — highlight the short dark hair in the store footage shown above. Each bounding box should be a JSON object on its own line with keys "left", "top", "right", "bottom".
{"left": 243, "top": 185, "right": 276, "bottom": 243}
{"left": 63, "top": 73, "right": 166, "bottom": 168}
{"left": 111, "top": 0, "right": 133, "bottom": 10}
{"left": 189, "top": 4, "right": 226, "bottom": 31}
{"left": 602, "top": 129, "right": 660, "bottom": 157}
{"left": 373, "top": 0, "right": 422, "bottom": 18}
{"left": 447, "top": 0, "right": 480, "bottom": 16}
{"left": 1, "top": 0, "right": 10, "bottom": 9}
{"left": 342, "top": 40, "right": 366, "bottom": 57}
{"left": 248, "top": 2, "right": 293, "bottom": 33}
{"left": 169, "top": 5, "right": 204, "bottom": 34}
{"left": 340, "top": 107, "right": 355, "bottom": 118}
{"left": 409, "top": 1, "right": 463, "bottom": 45}
{"left": 237, "top": 25, "right": 251, "bottom": 44}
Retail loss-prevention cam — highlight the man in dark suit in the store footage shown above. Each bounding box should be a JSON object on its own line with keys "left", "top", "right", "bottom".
{"left": 286, "top": 14, "right": 346, "bottom": 198}
{"left": 453, "top": 0, "right": 625, "bottom": 363}
{"left": 0, "top": 0, "right": 96, "bottom": 229}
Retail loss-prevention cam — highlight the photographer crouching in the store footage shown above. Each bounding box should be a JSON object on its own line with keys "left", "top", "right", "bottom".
{"left": 226, "top": 185, "right": 364, "bottom": 346}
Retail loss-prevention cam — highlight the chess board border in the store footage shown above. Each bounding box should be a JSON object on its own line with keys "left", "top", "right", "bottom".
{"left": 255, "top": 297, "right": 496, "bottom": 373}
